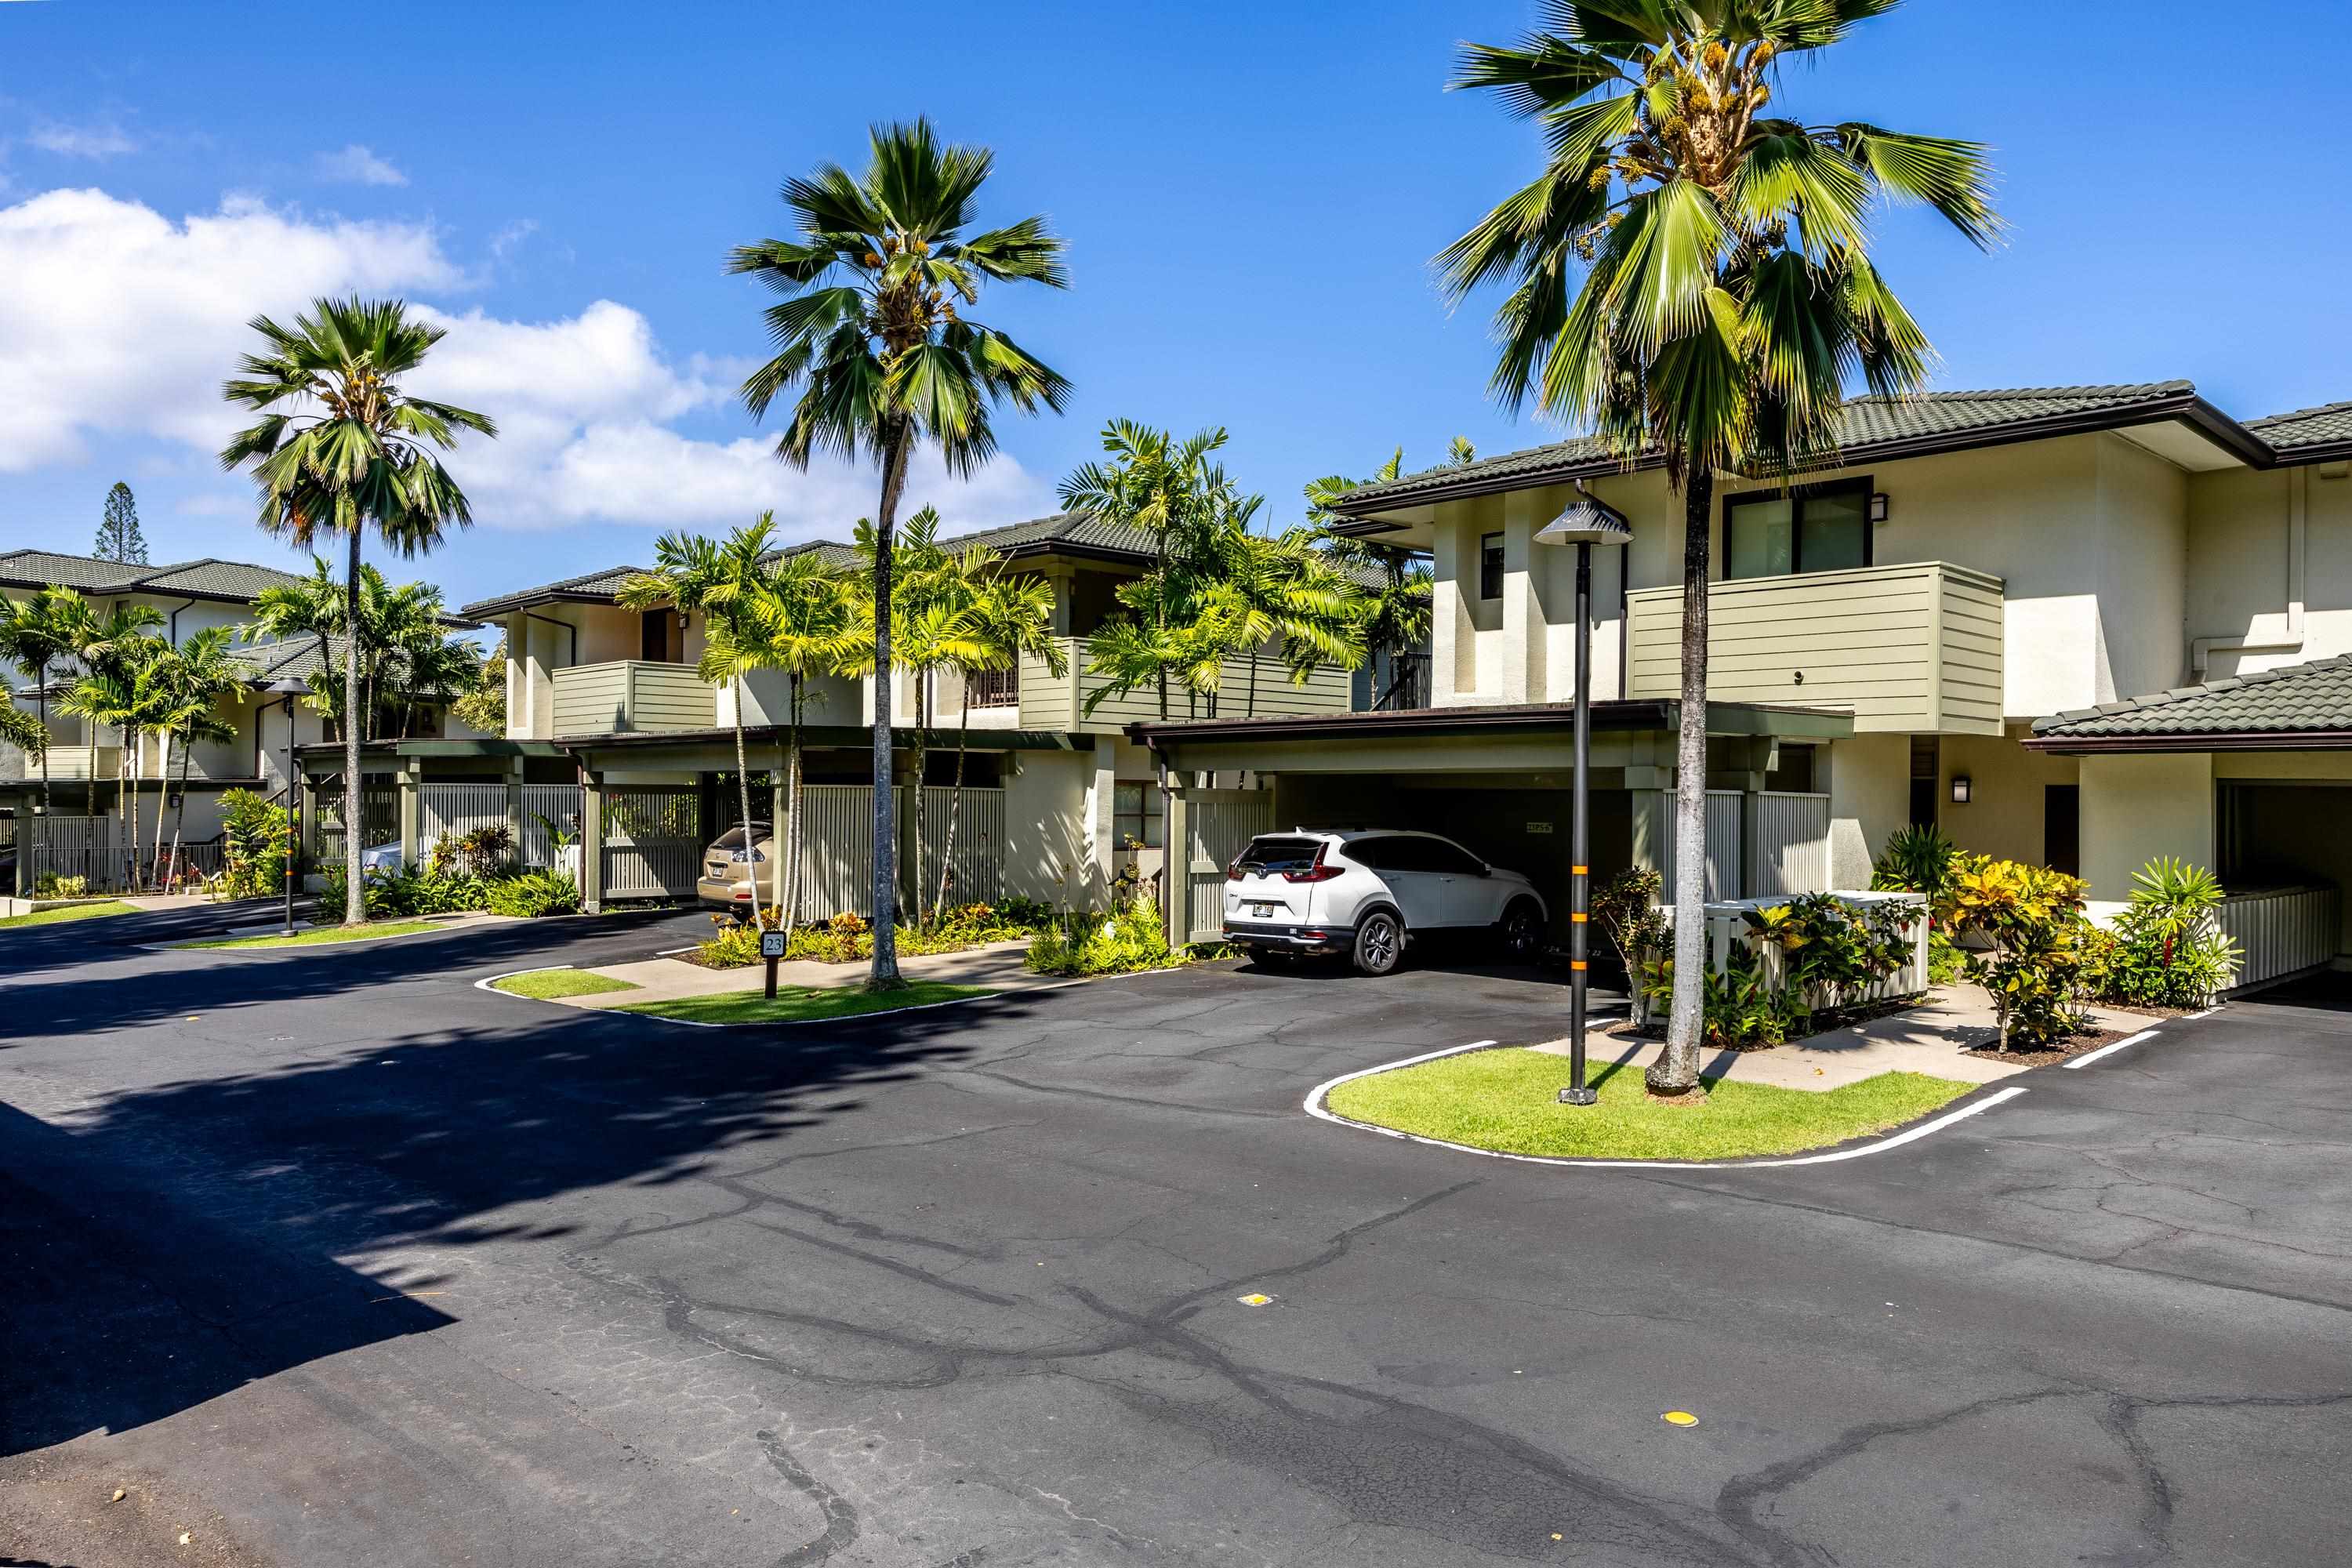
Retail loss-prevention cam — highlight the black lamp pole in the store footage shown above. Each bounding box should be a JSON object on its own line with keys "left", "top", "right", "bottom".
{"left": 1535, "top": 485, "right": 1629, "bottom": 1109}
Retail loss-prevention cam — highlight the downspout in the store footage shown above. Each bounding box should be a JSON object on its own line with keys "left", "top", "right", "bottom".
{"left": 167, "top": 597, "right": 198, "bottom": 647}
{"left": 2191, "top": 466, "right": 2307, "bottom": 679}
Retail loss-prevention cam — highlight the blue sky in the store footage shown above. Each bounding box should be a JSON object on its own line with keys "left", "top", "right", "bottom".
{"left": 2, "top": 0, "right": 2348, "bottom": 612}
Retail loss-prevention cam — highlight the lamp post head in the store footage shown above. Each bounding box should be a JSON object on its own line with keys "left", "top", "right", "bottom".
{"left": 1534, "top": 485, "right": 1633, "bottom": 546}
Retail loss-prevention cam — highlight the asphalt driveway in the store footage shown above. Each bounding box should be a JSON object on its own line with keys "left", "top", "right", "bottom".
{"left": 2, "top": 910, "right": 2347, "bottom": 1566}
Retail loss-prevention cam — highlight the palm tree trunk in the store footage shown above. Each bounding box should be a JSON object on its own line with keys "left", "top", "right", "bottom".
{"left": 910, "top": 671, "right": 928, "bottom": 927}
{"left": 731, "top": 673, "right": 755, "bottom": 919}
{"left": 785, "top": 675, "right": 804, "bottom": 930}
{"left": 1247, "top": 648, "right": 1258, "bottom": 717}
{"left": 169, "top": 734, "right": 193, "bottom": 891}
{"left": 122, "top": 725, "right": 140, "bottom": 891}
{"left": 936, "top": 673, "right": 971, "bottom": 916}
{"left": 150, "top": 728, "right": 171, "bottom": 887}
{"left": 1648, "top": 467, "right": 1715, "bottom": 1097}
{"left": 34, "top": 669, "right": 50, "bottom": 818}
{"left": 342, "top": 528, "right": 365, "bottom": 925}
{"left": 867, "top": 422, "right": 909, "bottom": 989}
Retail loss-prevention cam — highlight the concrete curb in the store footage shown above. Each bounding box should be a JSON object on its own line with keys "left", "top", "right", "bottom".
{"left": 467, "top": 964, "right": 1142, "bottom": 1032}
{"left": 1301, "top": 1039, "right": 2033, "bottom": 1171}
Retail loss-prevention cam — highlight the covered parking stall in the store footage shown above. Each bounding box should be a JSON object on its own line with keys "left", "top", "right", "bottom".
{"left": 1132, "top": 699, "right": 1854, "bottom": 951}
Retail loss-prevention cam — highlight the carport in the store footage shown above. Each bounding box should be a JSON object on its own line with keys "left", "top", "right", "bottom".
{"left": 1132, "top": 699, "right": 1854, "bottom": 948}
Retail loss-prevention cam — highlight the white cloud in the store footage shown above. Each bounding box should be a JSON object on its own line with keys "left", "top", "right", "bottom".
{"left": 313, "top": 143, "right": 407, "bottom": 187}
{"left": 0, "top": 186, "right": 1049, "bottom": 541}
{"left": 27, "top": 121, "right": 138, "bottom": 158}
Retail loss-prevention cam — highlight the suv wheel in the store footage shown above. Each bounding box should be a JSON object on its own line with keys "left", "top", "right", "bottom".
{"left": 1352, "top": 910, "right": 1403, "bottom": 976}
{"left": 1499, "top": 899, "right": 1543, "bottom": 961}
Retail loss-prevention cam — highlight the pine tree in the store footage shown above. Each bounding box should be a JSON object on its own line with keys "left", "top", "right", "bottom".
{"left": 94, "top": 482, "right": 149, "bottom": 564}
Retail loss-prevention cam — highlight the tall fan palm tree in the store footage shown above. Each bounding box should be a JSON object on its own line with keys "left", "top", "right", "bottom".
{"left": 730, "top": 118, "right": 1070, "bottom": 989}
{"left": 619, "top": 516, "right": 778, "bottom": 884}
{"left": 1439, "top": 0, "right": 1998, "bottom": 1095}
{"left": 0, "top": 586, "right": 99, "bottom": 818}
{"left": 728, "top": 550, "right": 859, "bottom": 924}
{"left": 220, "top": 296, "right": 498, "bottom": 925}
{"left": 938, "top": 565, "right": 1063, "bottom": 914}
{"left": 148, "top": 626, "right": 245, "bottom": 887}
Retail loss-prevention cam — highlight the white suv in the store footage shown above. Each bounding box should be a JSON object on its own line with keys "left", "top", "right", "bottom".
{"left": 1222, "top": 829, "right": 1547, "bottom": 975}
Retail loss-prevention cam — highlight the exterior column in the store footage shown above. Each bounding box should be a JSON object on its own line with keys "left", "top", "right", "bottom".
{"left": 1087, "top": 741, "right": 1117, "bottom": 911}
{"left": 580, "top": 771, "right": 605, "bottom": 913}
{"left": 504, "top": 756, "right": 527, "bottom": 870}
{"left": 397, "top": 764, "right": 422, "bottom": 873}
{"left": 299, "top": 771, "right": 319, "bottom": 869}
{"left": 1163, "top": 770, "right": 1190, "bottom": 948}
{"left": 770, "top": 767, "right": 787, "bottom": 917}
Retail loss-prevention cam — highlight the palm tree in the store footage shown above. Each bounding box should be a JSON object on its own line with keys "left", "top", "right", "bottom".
{"left": 730, "top": 550, "right": 859, "bottom": 925}
{"left": 1218, "top": 516, "right": 1363, "bottom": 717}
{"left": 60, "top": 615, "right": 165, "bottom": 884}
{"left": 249, "top": 557, "right": 343, "bottom": 688}
{"left": 1308, "top": 448, "right": 1439, "bottom": 712}
{"left": 148, "top": 627, "right": 245, "bottom": 887}
{"left": 1440, "top": 2, "right": 1997, "bottom": 1096}
{"left": 938, "top": 566, "right": 1062, "bottom": 914}
{"left": 619, "top": 516, "right": 778, "bottom": 884}
{"left": 0, "top": 689, "right": 45, "bottom": 770}
{"left": 0, "top": 586, "right": 98, "bottom": 818}
{"left": 730, "top": 118, "right": 1070, "bottom": 989}
{"left": 220, "top": 296, "right": 497, "bottom": 925}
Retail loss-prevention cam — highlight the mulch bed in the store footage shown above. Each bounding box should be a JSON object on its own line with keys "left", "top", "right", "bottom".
{"left": 1599, "top": 995, "right": 1929, "bottom": 1052}
{"left": 1961, "top": 1022, "right": 2142, "bottom": 1066}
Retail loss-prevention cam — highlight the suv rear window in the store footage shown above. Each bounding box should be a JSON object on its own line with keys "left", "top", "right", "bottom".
{"left": 1235, "top": 835, "right": 1323, "bottom": 875}
{"left": 710, "top": 826, "right": 770, "bottom": 851}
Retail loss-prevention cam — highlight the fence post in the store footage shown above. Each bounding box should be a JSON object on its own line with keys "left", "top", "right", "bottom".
{"left": 580, "top": 772, "right": 604, "bottom": 914}
{"left": 504, "top": 757, "right": 526, "bottom": 871}
{"left": 397, "top": 764, "right": 421, "bottom": 872}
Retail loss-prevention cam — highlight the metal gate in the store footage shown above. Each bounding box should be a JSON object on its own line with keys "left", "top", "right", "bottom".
{"left": 315, "top": 782, "right": 397, "bottom": 863}
{"left": 787, "top": 785, "right": 1007, "bottom": 921}
{"left": 420, "top": 783, "right": 508, "bottom": 848}
{"left": 521, "top": 783, "right": 584, "bottom": 869}
{"left": 1181, "top": 789, "right": 1273, "bottom": 944}
{"left": 1745, "top": 791, "right": 1831, "bottom": 898}
{"left": 26, "top": 816, "right": 119, "bottom": 892}
{"left": 601, "top": 786, "right": 702, "bottom": 899}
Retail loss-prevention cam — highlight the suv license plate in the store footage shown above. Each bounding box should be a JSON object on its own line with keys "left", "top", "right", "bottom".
{"left": 1248, "top": 901, "right": 1276, "bottom": 918}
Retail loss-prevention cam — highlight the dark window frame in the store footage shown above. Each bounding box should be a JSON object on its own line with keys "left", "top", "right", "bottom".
{"left": 1721, "top": 475, "right": 1875, "bottom": 580}
{"left": 1113, "top": 781, "right": 1166, "bottom": 850}
{"left": 1479, "top": 532, "right": 1505, "bottom": 600}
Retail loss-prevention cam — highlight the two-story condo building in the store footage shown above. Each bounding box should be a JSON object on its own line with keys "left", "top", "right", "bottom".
{"left": 416, "top": 511, "right": 1360, "bottom": 915}
{"left": 1132, "top": 383, "right": 2352, "bottom": 990}
{"left": 1, "top": 548, "right": 489, "bottom": 891}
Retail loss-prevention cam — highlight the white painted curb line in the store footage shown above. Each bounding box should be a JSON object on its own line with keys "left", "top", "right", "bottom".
{"left": 469, "top": 962, "right": 1132, "bottom": 1031}
{"left": 1302, "top": 1040, "right": 2031, "bottom": 1170}
{"left": 2062, "top": 1028, "right": 2157, "bottom": 1069}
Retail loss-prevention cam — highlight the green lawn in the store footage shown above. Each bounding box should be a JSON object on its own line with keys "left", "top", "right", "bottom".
{"left": 619, "top": 981, "right": 996, "bottom": 1027}
{"left": 493, "top": 967, "right": 641, "bottom": 1000}
{"left": 180, "top": 919, "right": 447, "bottom": 951}
{"left": 0, "top": 899, "right": 139, "bottom": 929}
{"left": 1324, "top": 1047, "right": 1975, "bottom": 1161}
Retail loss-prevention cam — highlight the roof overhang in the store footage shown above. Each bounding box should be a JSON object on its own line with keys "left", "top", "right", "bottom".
{"left": 2024, "top": 730, "right": 2352, "bottom": 755}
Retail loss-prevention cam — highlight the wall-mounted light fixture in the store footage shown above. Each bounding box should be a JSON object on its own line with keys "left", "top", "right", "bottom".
{"left": 1868, "top": 492, "right": 1891, "bottom": 523}
{"left": 1951, "top": 775, "right": 1972, "bottom": 804}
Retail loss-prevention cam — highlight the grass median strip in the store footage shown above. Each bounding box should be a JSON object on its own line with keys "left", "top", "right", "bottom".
{"left": 618, "top": 981, "right": 996, "bottom": 1027}
{"left": 1324, "top": 1048, "right": 1974, "bottom": 1162}
{"left": 493, "top": 968, "right": 641, "bottom": 1000}
{"left": 180, "top": 919, "right": 448, "bottom": 951}
{"left": 0, "top": 899, "right": 139, "bottom": 929}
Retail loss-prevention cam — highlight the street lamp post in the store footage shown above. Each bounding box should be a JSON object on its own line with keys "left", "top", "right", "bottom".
{"left": 265, "top": 677, "right": 307, "bottom": 937}
{"left": 1534, "top": 485, "right": 1632, "bottom": 1107}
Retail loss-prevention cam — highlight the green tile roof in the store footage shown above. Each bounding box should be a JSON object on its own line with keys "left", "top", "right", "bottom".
{"left": 461, "top": 512, "right": 1160, "bottom": 619}
{"left": 1331, "top": 382, "right": 2230, "bottom": 511}
{"left": 2031, "top": 654, "right": 2352, "bottom": 742}
{"left": 0, "top": 550, "right": 315, "bottom": 604}
{"left": 2246, "top": 400, "right": 2352, "bottom": 452}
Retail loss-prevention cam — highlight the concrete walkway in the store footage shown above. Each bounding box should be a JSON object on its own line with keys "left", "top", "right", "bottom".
{"left": 1531, "top": 983, "right": 2163, "bottom": 1089}
{"left": 554, "top": 937, "right": 1052, "bottom": 1010}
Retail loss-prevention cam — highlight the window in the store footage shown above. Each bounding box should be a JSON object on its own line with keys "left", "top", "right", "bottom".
{"left": 1235, "top": 833, "right": 1319, "bottom": 873}
{"left": 1724, "top": 480, "right": 1871, "bottom": 580}
{"left": 1479, "top": 532, "right": 1504, "bottom": 599}
{"left": 1113, "top": 782, "right": 1165, "bottom": 850}
{"left": 1908, "top": 735, "right": 1940, "bottom": 828}
{"left": 1425, "top": 838, "right": 1488, "bottom": 877}
{"left": 1766, "top": 743, "right": 1817, "bottom": 793}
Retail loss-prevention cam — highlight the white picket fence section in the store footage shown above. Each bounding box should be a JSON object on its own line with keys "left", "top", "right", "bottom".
{"left": 420, "top": 783, "right": 508, "bottom": 847}
{"left": 2218, "top": 885, "right": 2340, "bottom": 993}
{"left": 1640, "top": 891, "right": 1929, "bottom": 1025}
{"left": 521, "top": 784, "right": 584, "bottom": 869}
{"left": 1745, "top": 791, "right": 1831, "bottom": 898}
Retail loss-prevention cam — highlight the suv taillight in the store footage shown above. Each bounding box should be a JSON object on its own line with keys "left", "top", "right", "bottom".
{"left": 1283, "top": 844, "right": 1343, "bottom": 884}
{"left": 1227, "top": 855, "right": 1246, "bottom": 881}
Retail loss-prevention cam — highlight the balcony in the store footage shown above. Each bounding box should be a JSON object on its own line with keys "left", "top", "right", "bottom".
{"left": 1013, "top": 635, "right": 1354, "bottom": 731}
{"left": 550, "top": 659, "right": 717, "bottom": 737}
{"left": 34, "top": 744, "right": 122, "bottom": 780}
{"left": 1624, "top": 561, "right": 2004, "bottom": 735}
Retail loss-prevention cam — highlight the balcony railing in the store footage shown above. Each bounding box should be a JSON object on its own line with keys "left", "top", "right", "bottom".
{"left": 1013, "top": 635, "right": 1354, "bottom": 731}
{"left": 549, "top": 659, "right": 717, "bottom": 737}
{"left": 967, "top": 664, "right": 1020, "bottom": 710}
{"left": 1624, "top": 561, "right": 2004, "bottom": 735}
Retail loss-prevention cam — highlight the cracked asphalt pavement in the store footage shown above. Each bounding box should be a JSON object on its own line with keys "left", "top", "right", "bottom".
{"left": 3, "top": 906, "right": 2348, "bottom": 1566}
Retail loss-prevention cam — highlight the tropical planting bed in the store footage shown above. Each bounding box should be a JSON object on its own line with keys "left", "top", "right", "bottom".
{"left": 616, "top": 981, "right": 996, "bottom": 1027}
{"left": 1322, "top": 1047, "right": 1975, "bottom": 1162}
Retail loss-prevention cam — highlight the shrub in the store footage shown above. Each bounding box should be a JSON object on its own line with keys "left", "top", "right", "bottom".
{"left": 1744, "top": 892, "right": 1914, "bottom": 1007}
{"left": 486, "top": 871, "right": 580, "bottom": 919}
{"left": 1926, "top": 928, "right": 1964, "bottom": 985}
{"left": 1592, "top": 866, "right": 1666, "bottom": 978}
{"left": 1938, "top": 855, "right": 2094, "bottom": 1049}
{"left": 1637, "top": 951, "right": 1813, "bottom": 1051}
{"left": 33, "top": 872, "right": 88, "bottom": 898}
{"left": 2089, "top": 857, "right": 2241, "bottom": 1008}
{"left": 427, "top": 825, "right": 515, "bottom": 879}
{"left": 218, "top": 787, "right": 290, "bottom": 899}
{"left": 1025, "top": 898, "right": 1182, "bottom": 977}
{"left": 1871, "top": 823, "right": 1961, "bottom": 904}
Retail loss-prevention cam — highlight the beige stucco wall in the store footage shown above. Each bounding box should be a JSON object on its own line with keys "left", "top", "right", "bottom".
{"left": 1937, "top": 728, "right": 2081, "bottom": 867}
{"left": 1825, "top": 732, "right": 1908, "bottom": 888}
{"left": 1003, "top": 747, "right": 1095, "bottom": 907}
{"left": 2187, "top": 464, "right": 2352, "bottom": 681}
{"left": 2079, "top": 751, "right": 2215, "bottom": 901}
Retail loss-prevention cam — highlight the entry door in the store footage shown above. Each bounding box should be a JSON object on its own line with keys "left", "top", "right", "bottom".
{"left": 2045, "top": 786, "right": 2080, "bottom": 877}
